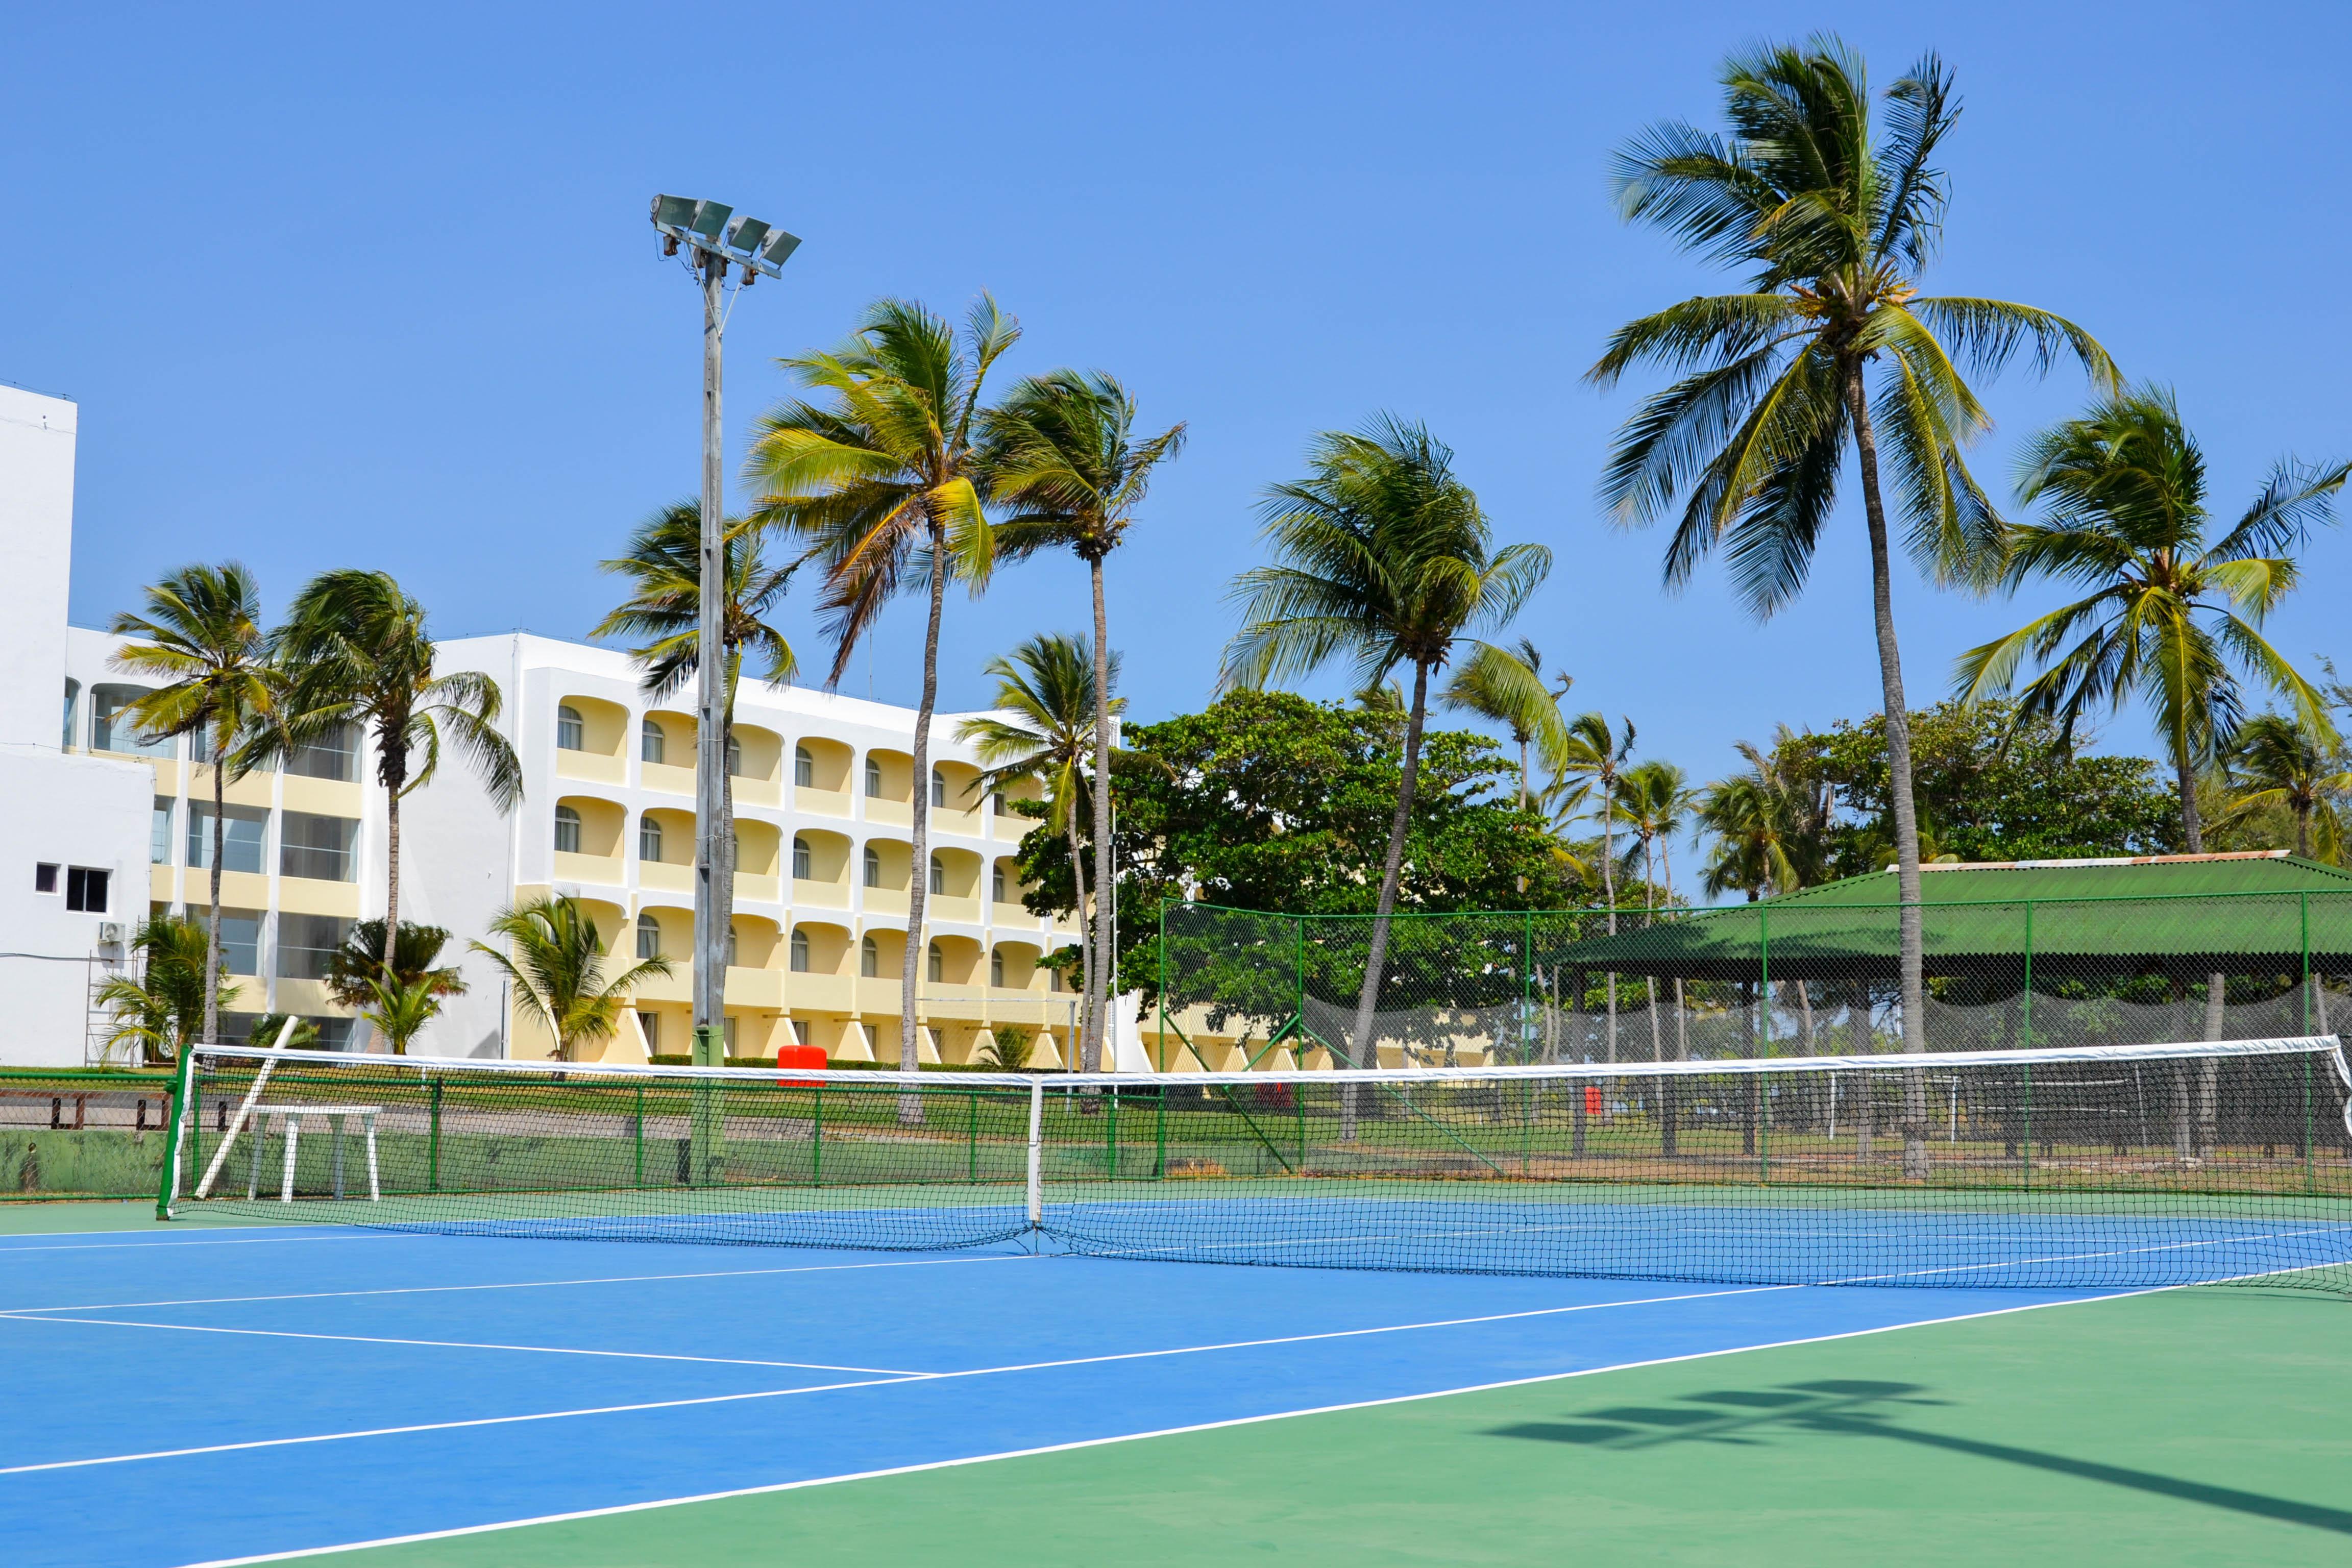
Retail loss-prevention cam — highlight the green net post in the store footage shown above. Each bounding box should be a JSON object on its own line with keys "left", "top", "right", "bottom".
{"left": 428, "top": 1077, "right": 443, "bottom": 1194}
{"left": 155, "top": 1042, "right": 198, "bottom": 1219}
{"left": 689, "top": 1026, "right": 723, "bottom": 1186}
{"left": 2021, "top": 900, "right": 2034, "bottom": 1050}
{"left": 2304, "top": 892, "right": 2316, "bottom": 1193}
{"left": 1757, "top": 901, "right": 1769, "bottom": 1055}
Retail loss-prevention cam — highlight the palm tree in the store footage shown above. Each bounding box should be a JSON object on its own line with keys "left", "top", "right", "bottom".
{"left": 273, "top": 570, "right": 523, "bottom": 982}
{"left": 2218, "top": 714, "right": 2352, "bottom": 861}
{"left": 1442, "top": 638, "right": 1571, "bottom": 813}
{"left": 321, "top": 921, "right": 468, "bottom": 1011}
{"left": 471, "top": 895, "right": 672, "bottom": 1062}
{"left": 984, "top": 371, "right": 1187, "bottom": 1074}
{"left": 1614, "top": 758, "right": 1698, "bottom": 1144}
{"left": 357, "top": 973, "right": 447, "bottom": 1057}
{"left": 955, "top": 634, "right": 1118, "bottom": 1045}
{"left": 593, "top": 499, "right": 797, "bottom": 1038}
{"left": 96, "top": 915, "right": 226, "bottom": 1066}
{"left": 1548, "top": 712, "right": 1637, "bottom": 1060}
{"left": 1700, "top": 731, "right": 1835, "bottom": 901}
{"left": 1222, "top": 416, "right": 1550, "bottom": 1125}
{"left": 1588, "top": 39, "right": 2115, "bottom": 1172}
{"left": 746, "top": 296, "right": 1020, "bottom": 1081}
{"left": 108, "top": 563, "right": 277, "bottom": 1047}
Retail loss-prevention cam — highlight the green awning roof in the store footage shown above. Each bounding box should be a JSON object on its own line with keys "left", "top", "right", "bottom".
{"left": 1550, "top": 852, "right": 2352, "bottom": 981}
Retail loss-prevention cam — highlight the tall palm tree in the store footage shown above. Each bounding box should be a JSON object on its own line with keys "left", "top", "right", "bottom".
{"left": 955, "top": 634, "right": 1119, "bottom": 1039}
{"left": 1546, "top": 712, "right": 1637, "bottom": 1059}
{"left": 593, "top": 498, "right": 797, "bottom": 1028}
{"left": 273, "top": 570, "right": 523, "bottom": 980}
{"left": 1588, "top": 39, "right": 2115, "bottom": 1173}
{"left": 2219, "top": 714, "right": 2352, "bottom": 862}
{"left": 1442, "top": 638, "right": 1571, "bottom": 813}
{"left": 984, "top": 371, "right": 1186, "bottom": 1073}
{"left": 471, "top": 895, "right": 672, "bottom": 1062}
{"left": 746, "top": 297, "right": 1020, "bottom": 1080}
{"left": 1222, "top": 416, "right": 1550, "bottom": 1124}
{"left": 109, "top": 563, "right": 277, "bottom": 1047}
{"left": 96, "top": 914, "right": 226, "bottom": 1066}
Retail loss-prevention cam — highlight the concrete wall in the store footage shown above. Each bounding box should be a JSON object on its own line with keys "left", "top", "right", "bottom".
{"left": 0, "top": 386, "right": 74, "bottom": 751}
{"left": 0, "top": 749, "right": 156, "bottom": 1066}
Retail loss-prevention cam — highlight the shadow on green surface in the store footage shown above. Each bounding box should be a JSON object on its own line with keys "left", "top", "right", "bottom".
{"left": 1488, "top": 1379, "right": 2352, "bottom": 1537}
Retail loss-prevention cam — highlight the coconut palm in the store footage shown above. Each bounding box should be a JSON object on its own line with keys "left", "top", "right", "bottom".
{"left": 955, "top": 634, "right": 1119, "bottom": 1044}
{"left": 1700, "top": 730, "right": 1836, "bottom": 900}
{"left": 471, "top": 895, "right": 672, "bottom": 1062}
{"left": 108, "top": 563, "right": 277, "bottom": 1047}
{"left": 320, "top": 920, "right": 468, "bottom": 1010}
{"left": 984, "top": 371, "right": 1186, "bottom": 1073}
{"left": 745, "top": 296, "right": 1020, "bottom": 1080}
{"left": 356, "top": 973, "right": 447, "bottom": 1057}
{"left": 272, "top": 571, "right": 522, "bottom": 981}
{"left": 1222, "top": 416, "right": 1550, "bottom": 1127}
{"left": 593, "top": 499, "right": 797, "bottom": 1030}
{"left": 2218, "top": 715, "right": 2352, "bottom": 863}
{"left": 1957, "top": 387, "right": 2346, "bottom": 846}
{"left": 1589, "top": 39, "right": 2115, "bottom": 1166}
{"left": 96, "top": 915, "right": 226, "bottom": 1066}
{"left": 1547, "top": 711, "right": 1638, "bottom": 1061}
{"left": 1442, "top": 638, "right": 1571, "bottom": 813}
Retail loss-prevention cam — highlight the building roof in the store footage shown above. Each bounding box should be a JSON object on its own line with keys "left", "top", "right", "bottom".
{"left": 1550, "top": 852, "right": 2352, "bottom": 981}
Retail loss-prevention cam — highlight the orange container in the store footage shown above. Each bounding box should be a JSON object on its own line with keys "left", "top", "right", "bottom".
{"left": 776, "top": 1042, "right": 827, "bottom": 1087}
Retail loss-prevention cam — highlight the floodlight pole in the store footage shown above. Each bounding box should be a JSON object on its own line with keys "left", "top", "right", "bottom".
{"left": 693, "top": 242, "right": 728, "bottom": 1074}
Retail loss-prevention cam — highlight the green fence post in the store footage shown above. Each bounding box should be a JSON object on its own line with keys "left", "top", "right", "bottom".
{"left": 1295, "top": 913, "right": 1308, "bottom": 1060}
{"left": 2022, "top": 1063, "right": 2033, "bottom": 1191}
{"left": 1520, "top": 1079, "right": 1534, "bottom": 1176}
{"left": 2021, "top": 901, "right": 2034, "bottom": 1050}
{"left": 1157, "top": 902, "right": 1169, "bottom": 1071}
{"left": 1758, "top": 1070, "right": 1770, "bottom": 1184}
{"left": 155, "top": 1042, "right": 198, "bottom": 1219}
{"left": 428, "top": 1078, "right": 443, "bottom": 1194}
{"left": 1523, "top": 910, "right": 1536, "bottom": 1064}
{"left": 633, "top": 1081, "right": 645, "bottom": 1188}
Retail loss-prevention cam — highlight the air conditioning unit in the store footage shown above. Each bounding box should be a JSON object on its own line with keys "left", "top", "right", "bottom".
{"left": 97, "top": 921, "right": 125, "bottom": 945}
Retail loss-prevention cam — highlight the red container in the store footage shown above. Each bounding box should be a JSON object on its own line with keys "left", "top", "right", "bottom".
{"left": 1583, "top": 1084, "right": 1603, "bottom": 1116}
{"left": 776, "top": 1042, "right": 827, "bottom": 1087}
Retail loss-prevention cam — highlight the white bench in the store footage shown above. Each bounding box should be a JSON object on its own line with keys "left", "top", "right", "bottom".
{"left": 244, "top": 1105, "right": 381, "bottom": 1203}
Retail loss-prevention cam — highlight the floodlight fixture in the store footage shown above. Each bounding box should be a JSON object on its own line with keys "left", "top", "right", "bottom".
{"left": 652, "top": 194, "right": 697, "bottom": 229}
{"left": 724, "top": 215, "right": 771, "bottom": 254}
{"left": 688, "top": 199, "right": 732, "bottom": 239}
{"left": 758, "top": 229, "right": 802, "bottom": 267}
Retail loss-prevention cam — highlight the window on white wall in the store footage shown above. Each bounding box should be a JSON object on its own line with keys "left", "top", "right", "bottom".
{"left": 639, "top": 815, "right": 664, "bottom": 863}
{"left": 927, "top": 942, "right": 943, "bottom": 983}
{"left": 990, "top": 948, "right": 1005, "bottom": 987}
{"left": 65, "top": 868, "right": 109, "bottom": 912}
{"left": 794, "top": 745, "right": 814, "bottom": 787}
{"left": 636, "top": 913, "right": 662, "bottom": 961}
{"left": 188, "top": 803, "right": 267, "bottom": 874}
{"left": 637, "top": 1010, "right": 660, "bottom": 1052}
{"left": 930, "top": 768, "right": 947, "bottom": 807}
{"left": 789, "top": 928, "right": 810, "bottom": 972}
{"left": 864, "top": 757, "right": 883, "bottom": 797}
{"left": 91, "top": 685, "right": 173, "bottom": 757}
{"left": 641, "top": 718, "right": 665, "bottom": 764}
{"left": 286, "top": 723, "right": 358, "bottom": 781}
{"left": 554, "top": 805, "right": 582, "bottom": 854}
{"left": 991, "top": 864, "right": 1007, "bottom": 903}
{"left": 277, "top": 913, "right": 351, "bottom": 979}
{"left": 726, "top": 734, "right": 744, "bottom": 777}
{"left": 218, "top": 910, "right": 263, "bottom": 976}
{"left": 151, "top": 799, "right": 174, "bottom": 865}
{"left": 61, "top": 680, "right": 79, "bottom": 749}
{"left": 863, "top": 845, "right": 881, "bottom": 888}
{"left": 556, "top": 705, "right": 585, "bottom": 751}
{"left": 928, "top": 854, "right": 945, "bottom": 895}
{"left": 280, "top": 813, "right": 358, "bottom": 882}
{"left": 792, "top": 836, "right": 812, "bottom": 879}
{"left": 33, "top": 864, "right": 58, "bottom": 894}
{"left": 860, "top": 935, "right": 879, "bottom": 977}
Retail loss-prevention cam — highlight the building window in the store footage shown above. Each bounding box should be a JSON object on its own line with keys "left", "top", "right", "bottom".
{"left": 860, "top": 935, "right": 879, "bottom": 977}
{"left": 641, "top": 717, "right": 666, "bottom": 765}
{"left": 864, "top": 757, "right": 883, "bottom": 797}
{"left": 863, "top": 845, "right": 881, "bottom": 888}
{"left": 927, "top": 942, "right": 943, "bottom": 984}
{"left": 639, "top": 815, "right": 664, "bottom": 864}
{"left": 992, "top": 789, "right": 1009, "bottom": 815}
{"left": 188, "top": 803, "right": 268, "bottom": 875}
{"left": 61, "top": 679, "right": 79, "bottom": 750}
{"left": 637, "top": 1010, "right": 660, "bottom": 1052}
{"left": 794, "top": 745, "right": 814, "bottom": 787}
{"left": 636, "top": 913, "right": 662, "bottom": 961}
{"left": 557, "top": 705, "right": 585, "bottom": 751}
{"left": 277, "top": 913, "right": 351, "bottom": 981}
{"left": 287, "top": 723, "right": 358, "bottom": 781}
{"left": 280, "top": 812, "right": 359, "bottom": 882}
{"left": 928, "top": 853, "right": 945, "bottom": 895}
{"left": 789, "top": 928, "right": 810, "bottom": 972}
{"left": 991, "top": 863, "right": 1007, "bottom": 903}
{"left": 722, "top": 1017, "right": 738, "bottom": 1054}
{"left": 553, "top": 805, "right": 582, "bottom": 854}
{"left": 792, "top": 836, "right": 812, "bottom": 879}
{"left": 990, "top": 948, "right": 1005, "bottom": 987}
{"left": 726, "top": 734, "right": 744, "bottom": 777}
{"left": 33, "top": 864, "right": 58, "bottom": 894}
{"left": 930, "top": 767, "right": 947, "bottom": 807}
{"left": 1048, "top": 964, "right": 1062, "bottom": 993}
{"left": 90, "top": 685, "right": 174, "bottom": 757}
{"left": 65, "top": 868, "right": 109, "bottom": 913}
{"left": 791, "top": 1018, "right": 811, "bottom": 1046}
{"left": 151, "top": 799, "right": 174, "bottom": 865}
{"left": 725, "top": 924, "right": 739, "bottom": 968}
{"left": 308, "top": 1017, "right": 355, "bottom": 1051}
{"left": 217, "top": 910, "right": 263, "bottom": 976}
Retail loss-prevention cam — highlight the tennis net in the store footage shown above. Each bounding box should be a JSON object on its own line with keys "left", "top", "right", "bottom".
{"left": 165, "top": 1036, "right": 2352, "bottom": 1292}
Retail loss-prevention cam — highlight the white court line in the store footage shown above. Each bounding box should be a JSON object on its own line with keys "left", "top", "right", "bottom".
{"left": 0, "top": 1281, "right": 1790, "bottom": 1476}
{"left": 173, "top": 1285, "right": 2167, "bottom": 1568}
{"left": 0, "top": 1251, "right": 1039, "bottom": 1316}
{"left": 0, "top": 1232, "right": 411, "bottom": 1254}
{"left": 0, "top": 1314, "right": 922, "bottom": 1376}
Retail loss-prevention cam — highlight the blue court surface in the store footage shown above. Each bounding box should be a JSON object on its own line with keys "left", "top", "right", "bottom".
{"left": 0, "top": 1217, "right": 2139, "bottom": 1568}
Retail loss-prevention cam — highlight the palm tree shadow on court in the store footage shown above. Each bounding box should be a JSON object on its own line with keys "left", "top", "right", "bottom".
{"left": 1486, "top": 1378, "right": 2352, "bottom": 1537}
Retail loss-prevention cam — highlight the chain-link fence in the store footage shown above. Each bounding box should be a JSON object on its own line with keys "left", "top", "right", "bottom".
{"left": 1154, "top": 891, "right": 2352, "bottom": 1071}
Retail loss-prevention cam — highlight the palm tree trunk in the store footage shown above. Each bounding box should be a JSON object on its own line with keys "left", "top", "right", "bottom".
{"left": 2174, "top": 754, "right": 2223, "bottom": 1153}
{"left": 1086, "top": 555, "right": 1114, "bottom": 1076}
{"left": 718, "top": 674, "right": 739, "bottom": 1062}
{"left": 381, "top": 744, "right": 404, "bottom": 1057}
{"left": 1844, "top": 364, "right": 1929, "bottom": 1179}
{"left": 205, "top": 723, "right": 225, "bottom": 1049}
{"left": 1602, "top": 783, "right": 1617, "bottom": 1069}
{"left": 899, "top": 530, "right": 947, "bottom": 1118}
{"left": 1344, "top": 660, "right": 1431, "bottom": 1137}
{"left": 1066, "top": 805, "right": 1092, "bottom": 1057}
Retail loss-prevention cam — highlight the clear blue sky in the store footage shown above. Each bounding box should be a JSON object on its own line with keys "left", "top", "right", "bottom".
{"left": 10, "top": 1, "right": 2348, "bottom": 786}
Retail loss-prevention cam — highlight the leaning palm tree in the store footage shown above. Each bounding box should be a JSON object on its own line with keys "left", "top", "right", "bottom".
{"left": 593, "top": 499, "right": 797, "bottom": 1028}
{"left": 1547, "top": 712, "right": 1637, "bottom": 1060}
{"left": 954, "top": 634, "right": 1117, "bottom": 1044}
{"left": 1588, "top": 39, "right": 2116, "bottom": 1172}
{"left": 1222, "top": 416, "right": 1550, "bottom": 1128}
{"left": 471, "top": 895, "right": 672, "bottom": 1062}
{"left": 745, "top": 296, "right": 1020, "bottom": 1082}
{"left": 1442, "top": 638, "right": 1571, "bottom": 813}
{"left": 1958, "top": 388, "right": 2346, "bottom": 1156}
{"left": 273, "top": 570, "right": 523, "bottom": 979}
{"left": 2218, "top": 714, "right": 2352, "bottom": 862}
{"left": 984, "top": 371, "right": 1186, "bottom": 1073}
{"left": 108, "top": 563, "right": 277, "bottom": 1047}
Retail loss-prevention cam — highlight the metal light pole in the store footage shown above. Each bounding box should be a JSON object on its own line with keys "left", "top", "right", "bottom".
{"left": 649, "top": 196, "right": 800, "bottom": 1082}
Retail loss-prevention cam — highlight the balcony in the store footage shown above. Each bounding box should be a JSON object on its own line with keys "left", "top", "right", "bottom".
{"left": 928, "top": 895, "right": 981, "bottom": 925}
{"left": 796, "top": 787, "right": 849, "bottom": 818}
{"left": 181, "top": 871, "right": 275, "bottom": 912}
{"left": 783, "top": 972, "right": 855, "bottom": 1013}
{"left": 628, "top": 968, "right": 690, "bottom": 1004}
{"left": 930, "top": 805, "right": 984, "bottom": 839}
{"left": 734, "top": 873, "right": 780, "bottom": 905}
{"left": 640, "top": 861, "right": 692, "bottom": 894}
{"left": 553, "top": 850, "right": 625, "bottom": 887}
{"left": 792, "top": 877, "right": 848, "bottom": 909}
{"left": 856, "top": 977, "right": 908, "bottom": 1013}
{"left": 641, "top": 760, "right": 695, "bottom": 796}
{"left": 556, "top": 749, "right": 626, "bottom": 785}
{"left": 725, "top": 967, "right": 786, "bottom": 1009}
{"left": 865, "top": 798, "right": 911, "bottom": 828}
{"left": 864, "top": 888, "right": 909, "bottom": 917}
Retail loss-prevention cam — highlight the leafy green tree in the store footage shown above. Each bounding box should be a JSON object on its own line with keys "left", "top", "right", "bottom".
{"left": 321, "top": 920, "right": 468, "bottom": 1010}
{"left": 471, "top": 896, "right": 671, "bottom": 1062}
{"left": 2217, "top": 714, "right": 2352, "bottom": 861}
{"left": 273, "top": 570, "right": 522, "bottom": 982}
{"left": 108, "top": 563, "right": 277, "bottom": 1046}
{"left": 593, "top": 499, "right": 797, "bottom": 1013}
{"left": 97, "top": 915, "right": 228, "bottom": 1066}
{"left": 1222, "top": 417, "right": 1549, "bottom": 1107}
{"left": 1957, "top": 386, "right": 2347, "bottom": 850}
{"left": 985, "top": 371, "right": 1186, "bottom": 1072}
{"left": 955, "top": 634, "right": 1120, "bottom": 1044}
{"left": 746, "top": 297, "right": 1020, "bottom": 1078}
{"left": 1589, "top": 37, "right": 2114, "bottom": 1149}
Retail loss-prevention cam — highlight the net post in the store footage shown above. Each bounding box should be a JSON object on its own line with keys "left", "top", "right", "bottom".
{"left": 1025, "top": 1078, "right": 1045, "bottom": 1228}
{"left": 690, "top": 1025, "right": 723, "bottom": 1188}
{"left": 156, "top": 1042, "right": 198, "bottom": 1219}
